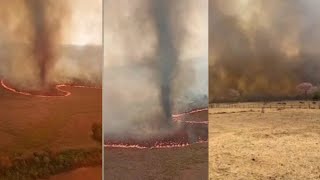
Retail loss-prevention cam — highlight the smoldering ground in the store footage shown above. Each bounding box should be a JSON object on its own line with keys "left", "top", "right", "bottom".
{"left": 0, "top": 0, "right": 102, "bottom": 91}
{"left": 210, "top": 0, "right": 320, "bottom": 102}
{"left": 104, "top": 0, "right": 208, "bottom": 140}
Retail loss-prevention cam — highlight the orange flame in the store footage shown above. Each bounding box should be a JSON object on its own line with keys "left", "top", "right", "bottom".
{"left": 0, "top": 79, "right": 101, "bottom": 97}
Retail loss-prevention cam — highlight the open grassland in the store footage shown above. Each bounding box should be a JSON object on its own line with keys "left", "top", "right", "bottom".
{"left": 209, "top": 101, "right": 320, "bottom": 180}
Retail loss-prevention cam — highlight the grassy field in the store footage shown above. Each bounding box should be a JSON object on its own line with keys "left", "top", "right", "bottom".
{"left": 0, "top": 85, "right": 102, "bottom": 179}
{"left": 209, "top": 101, "right": 320, "bottom": 180}
{"left": 105, "top": 143, "right": 208, "bottom": 180}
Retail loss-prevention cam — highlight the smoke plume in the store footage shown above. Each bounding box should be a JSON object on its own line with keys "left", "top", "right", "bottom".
{"left": 210, "top": 0, "right": 320, "bottom": 102}
{"left": 150, "top": 0, "right": 178, "bottom": 125}
{"left": 0, "top": 0, "right": 102, "bottom": 91}
{"left": 26, "top": 0, "right": 66, "bottom": 88}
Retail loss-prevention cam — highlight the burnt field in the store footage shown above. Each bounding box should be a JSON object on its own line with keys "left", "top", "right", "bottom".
{"left": 209, "top": 101, "right": 320, "bottom": 180}
{"left": 0, "top": 84, "right": 102, "bottom": 179}
{"left": 104, "top": 110, "right": 208, "bottom": 180}
{"left": 104, "top": 143, "right": 208, "bottom": 180}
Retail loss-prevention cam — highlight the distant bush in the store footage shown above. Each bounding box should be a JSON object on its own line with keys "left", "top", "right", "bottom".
{"left": 91, "top": 122, "right": 102, "bottom": 143}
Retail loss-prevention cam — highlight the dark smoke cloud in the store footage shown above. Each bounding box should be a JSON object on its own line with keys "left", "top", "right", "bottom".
{"left": 104, "top": 0, "right": 207, "bottom": 138}
{"left": 210, "top": 0, "right": 320, "bottom": 102}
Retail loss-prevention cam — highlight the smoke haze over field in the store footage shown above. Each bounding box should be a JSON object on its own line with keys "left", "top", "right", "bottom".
{"left": 104, "top": 0, "right": 208, "bottom": 138}
{"left": 210, "top": 0, "right": 320, "bottom": 102}
{"left": 0, "top": 0, "right": 102, "bottom": 90}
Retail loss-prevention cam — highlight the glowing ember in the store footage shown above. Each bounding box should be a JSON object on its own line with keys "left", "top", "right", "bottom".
{"left": 105, "top": 109, "right": 208, "bottom": 149}
{"left": 0, "top": 79, "right": 101, "bottom": 97}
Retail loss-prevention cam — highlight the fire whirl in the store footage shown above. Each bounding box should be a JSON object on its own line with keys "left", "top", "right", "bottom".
{"left": 0, "top": 79, "right": 101, "bottom": 97}
{"left": 105, "top": 108, "right": 208, "bottom": 149}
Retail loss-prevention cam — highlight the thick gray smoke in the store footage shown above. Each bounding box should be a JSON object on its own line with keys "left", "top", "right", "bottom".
{"left": 210, "top": 0, "right": 320, "bottom": 102}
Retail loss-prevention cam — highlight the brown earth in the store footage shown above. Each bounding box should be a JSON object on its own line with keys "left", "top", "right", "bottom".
{"left": 209, "top": 102, "right": 320, "bottom": 180}
{"left": 104, "top": 110, "right": 208, "bottom": 180}
{"left": 105, "top": 143, "right": 208, "bottom": 180}
{"left": 48, "top": 166, "right": 102, "bottom": 180}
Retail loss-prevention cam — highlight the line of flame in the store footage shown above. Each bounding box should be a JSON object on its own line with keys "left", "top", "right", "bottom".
{"left": 105, "top": 109, "right": 209, "bottom": 149}
{"left": 104, "top": 140, "right": 208, "bottom": 149}
{"left": 174, "top": 120, "right": 208, "bottom": 124}
{"left": 0, "top": 79, "right": 101, "bottom": 97}
{"left": 172, "top": 108, "right": 208, "bottom": 118}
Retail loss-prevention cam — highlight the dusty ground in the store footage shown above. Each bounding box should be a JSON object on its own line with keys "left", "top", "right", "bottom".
{"left": 209, "top": 102, "right": 320, "bottom": 180}
{"left": 105, "top": 143, "right": 208, "bottom": 180}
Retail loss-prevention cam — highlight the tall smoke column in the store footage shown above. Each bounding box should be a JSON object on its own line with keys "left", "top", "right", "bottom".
{"left": 25, "top": 0, "right": 66, "bottom": 88}
{"left": 150, "top": 0, "right": 178, "bottom": 125}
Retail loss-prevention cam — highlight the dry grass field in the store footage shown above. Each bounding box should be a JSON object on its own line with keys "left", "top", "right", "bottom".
{"left": 209, "top": 101, "right": 320, "bottom": 180}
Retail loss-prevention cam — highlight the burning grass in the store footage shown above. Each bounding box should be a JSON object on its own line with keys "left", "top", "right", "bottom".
{"left": 104, "top": 109, "right": 208, "bottom": 149}
{"left": 104, "top": 108, "right": 208, "bottom": 179}
{"left": 105, "top": 123, "right": 208, "bottom": 149}
{"left": 1, "top": 79, "right": 101, "bottom": 97}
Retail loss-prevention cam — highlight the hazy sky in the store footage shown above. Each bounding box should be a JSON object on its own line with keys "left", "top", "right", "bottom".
{"left": 0, "top": 0, "right": 102, "bottom": 46}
